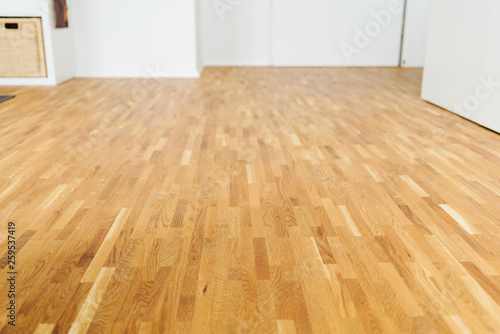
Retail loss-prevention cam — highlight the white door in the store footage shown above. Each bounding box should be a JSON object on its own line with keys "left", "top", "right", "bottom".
{"left": 271, "top": 0, "right": 405, "bottom": 66}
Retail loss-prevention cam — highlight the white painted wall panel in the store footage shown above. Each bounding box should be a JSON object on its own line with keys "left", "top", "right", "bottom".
{"left": 271, "top": 0, "right": 405, "bottom": 67}
{"left": 201, "top": 0, "right": 271, "bottom": 66}
{"left": 422, "top": 0, "right": 500, "bottom": 133}
{"left": 72, "top": 0, "right": 200, "bottom": 78}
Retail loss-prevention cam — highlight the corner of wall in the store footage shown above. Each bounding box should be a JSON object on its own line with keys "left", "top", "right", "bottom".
{"left": 195, "top": 0, "right": 204, "bottom": 77}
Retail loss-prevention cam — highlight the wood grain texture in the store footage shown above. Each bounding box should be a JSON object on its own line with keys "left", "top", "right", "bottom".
{"left": 1, "top": 67, "right": 500, "bottom": 333}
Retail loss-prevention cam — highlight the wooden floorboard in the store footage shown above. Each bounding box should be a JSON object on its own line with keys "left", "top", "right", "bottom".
{"left": 1, "top": 67, "right": 500, "bottom": 333}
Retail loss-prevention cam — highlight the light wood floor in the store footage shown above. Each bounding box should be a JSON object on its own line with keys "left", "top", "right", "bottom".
{"left": 1, "top": 68, "right": 500, "bottom": 333}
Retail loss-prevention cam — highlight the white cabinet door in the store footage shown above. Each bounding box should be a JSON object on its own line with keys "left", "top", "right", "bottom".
{"left": 271, "top": 0, "right": 405, "bottom": 66}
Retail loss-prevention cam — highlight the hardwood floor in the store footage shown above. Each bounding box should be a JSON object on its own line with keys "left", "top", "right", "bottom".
{"left": 1, "top": 67, "right": 500, "bottom": 333}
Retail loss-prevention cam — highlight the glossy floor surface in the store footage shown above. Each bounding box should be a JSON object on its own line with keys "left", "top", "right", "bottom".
{"left": 1, "top": 68, "right": 500, "bottom": 333}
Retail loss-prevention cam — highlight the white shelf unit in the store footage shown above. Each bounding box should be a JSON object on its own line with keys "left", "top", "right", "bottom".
{"left": 0, "top": 0, "right": 75, "bottom": 86}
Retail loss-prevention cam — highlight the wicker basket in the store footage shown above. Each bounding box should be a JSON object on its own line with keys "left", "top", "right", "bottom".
{"left": 0, "top": 17, "right": 47, "bottom": 77}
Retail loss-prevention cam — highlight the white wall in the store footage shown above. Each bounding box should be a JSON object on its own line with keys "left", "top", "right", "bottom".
{"left": 51, "top": 0, "right": 76, "bottom": 84}
{"left": 400, "top": 0, "right": 430, "bottom": 67}
{"left": 72, "top": 0, "right": 201, "bottom": 78}
{"left": 2, "top": 0, "right": 431, "bottom": 83}
{"left": 201, "top": 0, "right": 412, "bottom": 67}
{"left": 201, "top": 0, "right": 271, "bottom": 66}
{"left": 422, "top": 0, "right": 500, "bottom": 133}
{"left": 272, "top": 0, "right": 404, "bottom": 67}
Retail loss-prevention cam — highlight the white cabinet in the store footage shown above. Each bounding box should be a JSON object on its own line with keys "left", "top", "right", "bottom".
{"left": 0, "top": 0, "right": 75, "bottom": 86}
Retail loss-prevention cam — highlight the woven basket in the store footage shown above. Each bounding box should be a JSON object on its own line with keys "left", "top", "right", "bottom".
{"left": 0, "top": 17, "right": 47, "bottom": 77}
